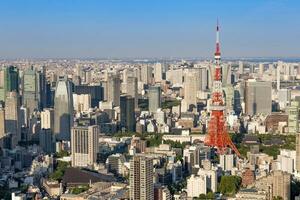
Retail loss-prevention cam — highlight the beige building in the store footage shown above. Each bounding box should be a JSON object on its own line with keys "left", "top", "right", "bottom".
{"left": 254, "top": 170, "right": 291, "bottom": 200}
{"left": 0, "top": 104, "right": 5, "bottom": 148}
{"left": 129, "top": 156, "right": 154, "bottom": 200}
{"left": 296, "top": 133, "right": 300, "bottom": 172}
{"left": 5, "top": 91, "right": 21, "bottom": 148}
{"left": 73, "top": 94, "right": 91, "bottom": 112}
{"left": 71, "top": 125, "right": 99, "bottom": 167}
{"left": 41, "top": 108, "right": 54, "bottom": 131}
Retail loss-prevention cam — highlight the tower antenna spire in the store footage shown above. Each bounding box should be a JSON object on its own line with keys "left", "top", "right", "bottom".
{"left": 205, "top": 21, "right": 241, "bottom": 157}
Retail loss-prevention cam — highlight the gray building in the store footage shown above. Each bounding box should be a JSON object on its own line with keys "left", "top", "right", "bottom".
{"left": 245, "top": 81, "right": 272, "bottom": 115}
{"left": 148, "top": 85, "right": 161, "bottom": 113}
{"left": 120, "top": 95, "right": 135, "bottom": 132}
{"left": 54, "top": 78, "right": 73, "bottom": 141}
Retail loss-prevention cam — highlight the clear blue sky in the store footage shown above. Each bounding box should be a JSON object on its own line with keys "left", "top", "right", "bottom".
{"left": 0, "top": 0, "right": 299, "bottom": 59}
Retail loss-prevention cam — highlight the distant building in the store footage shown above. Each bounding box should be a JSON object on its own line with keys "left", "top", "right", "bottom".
{"left": 73, "top": 93, "right": 91, "bottom": 112}
{"left": 54, "top": 78, "right": 73, "bottom": 141}
{"left": 71, "top": 125, "right": 99, "bottom": 167}
{"left": 39, "top": 129, "right": 55, "bottom": 153}
{"left": 22, "top": 66, "right": 40, "bottom": 115}
{"left": 104, "top": 73, "right": 120, "bottom": 106}
{"left": 148, "top": 86, "right": 161, "bottom": 113}
{"left": 0, "top": 104, "right": 5, "bottom": 148}
{"left": 130, "top": 156, "right": 154, "bottom": 200}
{"left": 0, "top": 66, "right": 19, "bottom": 102}
{"left": 74, "top": 85, "right": 103, "bottom": 108}
{"left": 287, "top": 101, "right": 299, "bottom": 134}
{"left": 5, "top": 91, "right": 21, "bottom": 148}
{"left": 41, "top": 108, "right": 54, "bottom": 132}
{"left": 296, "top": 133, "right": 300, "bottom": 172}
{"left": 245, "top": 80, "right": 272, "bottom": 115}
{"left": 120, "top": 95, "right": 136, "bottom": 132}
{"left": 154, "top": 63, "right": 163, "bottom": 83}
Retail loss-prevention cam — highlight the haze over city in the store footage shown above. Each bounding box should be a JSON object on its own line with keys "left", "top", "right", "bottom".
{"left": 0, "top": 0, "right": 300, "bottom": 59}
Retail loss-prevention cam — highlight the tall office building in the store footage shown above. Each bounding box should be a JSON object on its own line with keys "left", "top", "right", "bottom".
{"left": 154, "top": 63, "right": 163, "bottom": 83}
{"left": 74, "top": 85, "right": 104, "bottom": 107}
{"left": 73, "top": 94, "right": 91, "bottom": 112}
{"left": 238, "top": 61, "right": 244, "bottom": 75}
{"left": 245, "top": 80, "right": 272, "bottom": 115}
{"left": 259, "top": 63, "right": 264, "bottom": 74}
{"left": 287, "top": 101, "right": 299, "bottom": 134}
{"left": 41, "top": 108, "right": 54, "bottom": 132}
{"left": 120, "top": 95, "right": 135, "bottom": 132}
{"left": 5, "top": 91, "right": 21, "bottom": 148}
{"left": 222, "top": 64, "right": 232, "bottom": 86}
{"left": 296, "top": 133, "right": 300, "bottom": 172}
{"left": 37, "top": 66, "right": 48, "bottom": 109}
{"left": 129, "top": 156, "right": 154, "bottom": 200}
{"left": 0, "top": 103, "right": 5, "bottom": 148}
{"left": 71, "top": 125, "right": 99, "bottom": 167}
{"left": 39, "top": 129, "right": 55, "bottom": 153}
{"left": 125, "top": 76, "right": 138, "bottom": 109}
{"left": 22, "top": 66, "right": 39, "bottom": 115}
{"left": 54, "top": 78, "right": 73, "bottom": 141}
{"left": 141, "top": 64, "right": 152, "bottom": 84}
{"left": 183, "top": 70, "right": 200, "bottom": 110}
{"left": 148, "top": 86, "right": 161, "bottom": 113}
{"left": 0, "top": 66, "right": 19, "bottom": 102}
{"left": 105, "top": 74, "right": 120, "bottom": 106}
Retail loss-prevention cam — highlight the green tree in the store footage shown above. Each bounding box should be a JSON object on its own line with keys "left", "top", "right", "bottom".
{"left": 273, "top": 196, "right": 283, "bottom": 200}
{"left": 218, "top": 175, "right": 241, "bottom": 196}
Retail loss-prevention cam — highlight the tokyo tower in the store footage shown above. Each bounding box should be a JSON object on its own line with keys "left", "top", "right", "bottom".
{"left": 204, "top": 21, "right": 241, "bottom": 157}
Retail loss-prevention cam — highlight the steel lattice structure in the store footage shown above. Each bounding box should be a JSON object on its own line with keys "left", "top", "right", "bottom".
{"left": 204, "top": 22, "right": 241, "bottom": 157}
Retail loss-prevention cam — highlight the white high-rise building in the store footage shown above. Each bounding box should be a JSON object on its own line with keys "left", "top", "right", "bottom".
{"left": 220, "top": 154, "right": 234, "bottom": 171}
{"left": 71, "top": 125, "right": 99, "bottom": 167}
{"left": 187, "top": 175, "right": 207, "bottom": 197}
{"left": 41, "top": 108, "right": 54, "bottom": 131}
{"left": 154, "top": 63, "right": 163, "bottom": 83}
{"left": 73, "top": 94, "right": 91, "bottom": 112}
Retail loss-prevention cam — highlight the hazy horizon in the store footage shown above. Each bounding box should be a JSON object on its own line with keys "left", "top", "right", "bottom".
{"left": 0, "top": 0, "right": 299, "bottom": 59}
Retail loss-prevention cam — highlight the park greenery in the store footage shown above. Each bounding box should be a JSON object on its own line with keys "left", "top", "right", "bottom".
{"left": 218, "top": 175, "right": 241, "bottom": 196}
{"left": 49, "top": 161, "right": 70, "bottom": 181}
{"left": 230, "top": 132, "right": 296, "bottom": 159}
{"left": 168, "top": 179, "right": 187, "bottom": 196}
{"left": 70, "top": 185, "right": 89, "bottom": 195}
{"left": 161, "top": 99, "right": 181, "bottom": 109}
{"left": 55, "top": 150, "right": 70, "bottom": 158}
{"left": 193, "top": 192, "right": 215, "bottom": 199}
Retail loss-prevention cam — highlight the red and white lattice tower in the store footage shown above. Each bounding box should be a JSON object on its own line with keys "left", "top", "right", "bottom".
{"left": 204, "top": 21, "right": 240, "bottom": 157}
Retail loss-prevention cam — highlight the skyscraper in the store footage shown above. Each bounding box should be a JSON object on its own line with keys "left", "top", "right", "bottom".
{"left": 120, "top": 95, "right": 135, "bottom": 132}
{"left": 126, "top": 76, "right": 138, "bottom": 109}
{"left": 41, "top": 108, "right": 54, "bottom": 132}
{"left": 0, "top": 66, "right": 19, "bottom": 102}
{"left": 154, "top": 63, "right": 163, "bottom": 83}
{"left": 22, "top": 66, "right": 39, "bottom": 115}
{"left": 130, "top": 156, "right": 154, "bottom": 200}
{"left": 0, "top": 103, "right": 5, "bottom": 148}
{"left": 71, "top": 125, "right": 99, "bottom": 167}
{"left": 141, "top": 64, "right": 152, "bottom": 84}
{"left": 54, "top": 78, "right": 73, "bottom": 141}
{"left": 245, "top": 80, "right": 272, "bottom": 115}
{"left": 287, "top": 101, "right": 299, "bottom": 134}
{"left": 105, "top": 73, "right": 120, "bottom": 106}
{"left": 296, "top": 133, "right": 300, "bottom": 172}
{"left": 183, "top": 70, "right": 201, "bottom": 110}
{"left": 148, "top": 86, "right": 161, "bottom": 113}
{"left": 5, "top": 91, "right": 21, "bottom": 148}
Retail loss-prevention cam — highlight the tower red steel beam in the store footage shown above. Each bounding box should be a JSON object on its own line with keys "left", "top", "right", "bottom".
{"left": 204, "top": 21, "right": 241, "bottom": 157}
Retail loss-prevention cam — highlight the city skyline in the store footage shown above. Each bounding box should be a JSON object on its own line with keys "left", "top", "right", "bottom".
{"left": 0, "top": 0, "right": 300, "bottom": 59}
